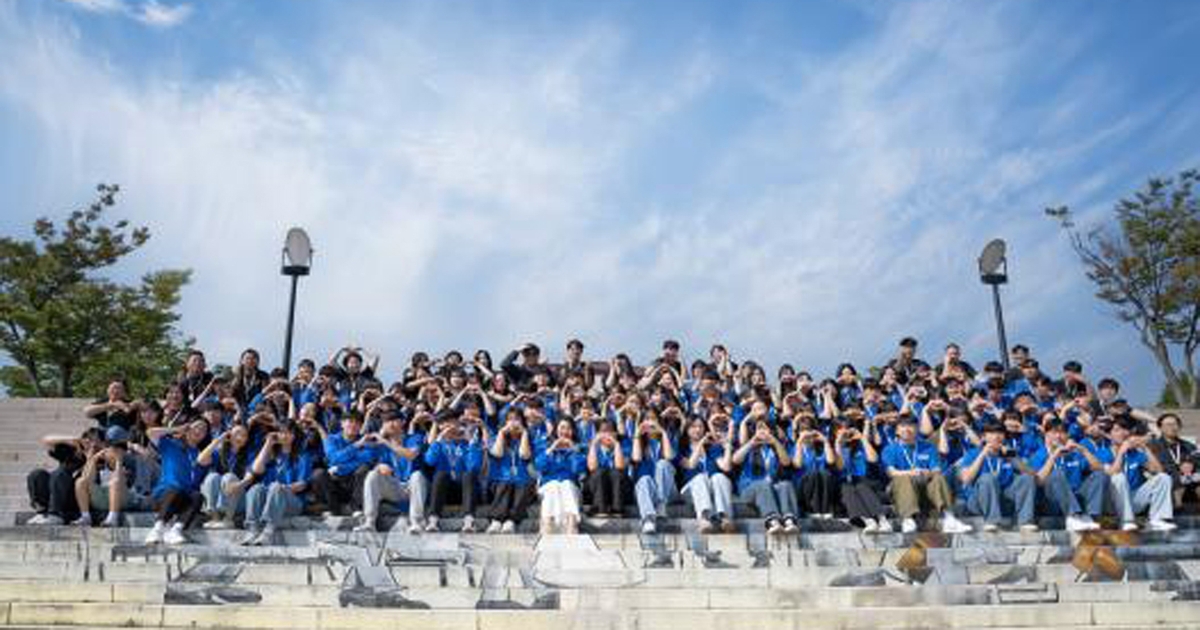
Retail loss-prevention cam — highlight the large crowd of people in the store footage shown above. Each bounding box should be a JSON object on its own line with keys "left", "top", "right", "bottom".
{"left": 22, "top": 337, "right": 1199, "bottom": 546}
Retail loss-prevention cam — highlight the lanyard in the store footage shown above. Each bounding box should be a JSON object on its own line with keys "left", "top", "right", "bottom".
{"left": 902, "top": 444, "right": 918, "bottom": 470}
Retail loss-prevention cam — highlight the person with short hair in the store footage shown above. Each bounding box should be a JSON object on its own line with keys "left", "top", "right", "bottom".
{"left": 484, "top": 409, "right": 536, "bottom": 533}
{"left": 310, "top": 413, "right": 377, "bottom": 516}
{"left": 630, "top": 410, "right": 677, "bottom": 534}
{"left": 882, "top": 416, "right": 971, "bottom": 534}
{"left": 1104, "top": 418, "right": 1176, "bottom": 531}
{"left": 1149, "top": 413, "right": 1200, "bottom": 510}
{"left": 71, "top": 426, "right": 148, "bottom": 527}
{"left": 84, "top": 379, "right": 135, "bottom": 430}
{"left": 1028, "top": 420, "right": 1105, "bottom": 532}
{"left": 358, "top": 417, "right": 429, "bottom": 534}
{"left": 791, "top": 423, "right": 838, "bottom": 519}
{"left": 26, "top": 428, "right": 105, "bottom": 526}
{"left": 424, "top": 418, "right": 485, "bottom": 532}
{"left": 585, "top": 419, "right": 628, "bottom": 517}
{"left": 958, "top": 421, "right": 1037, "bottom": 532}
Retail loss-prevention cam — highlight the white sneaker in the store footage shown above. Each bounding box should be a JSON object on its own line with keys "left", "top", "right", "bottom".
{"left": 782, "top": 517, "right": 799, "bottom": 534}
{"left": 352, "top": 521, "right": 375, "bottom": 533}
{"left": 424, "top": 516, "right": 440, "bottom": 532}
{"left": 942, "top": 514, "right": 973, "bottom": 534}
{"left": 1019, "top": 523, "right": 1040, "bottom": 533}
{"left": 1065, "top": 515, "right": 1089, "bottom": 533}
{"left": 1149, "top": 519, "right": 1178, "bottom": 532}
{"left": 982, "top": 522, "right": 999, "bottom": 533}
{"left": 251, "top": 525, "right": 276, "bottom": 546}
{"left": 144, "top": 521, "right": 166, "bottom": 545}
{"left": 1121, "top": 521, "right": 1139, "bottom": 532}
{"left": 486, "top": 520, "right": 503, "bottom": 534}
{"left": 641, "top": 519, "right": 657, "bottom": 535}
{"left": 408, "top": 521, "right": 423, "bottom": 535}
{"left": 877, "top": 518, "right": 894, "bottom": 533}
{"left": 70, "top": 513, "right": 95, "bottom": 527}
{"left": 861, "top": 518, "right": 879, "bottom": 534}
{"left": 501, "top": 520, "right": 516, "bottom": 534}
{"left": 163, "top": 523, "right": 187, "bottom": 545}
{"left": 1079, "top": 515, "right": 1101, "bottom": 531}
{"left": 765, "top": 519, "right": 784, "bottom": 536}
{"left": 901, "top": 518, "right": 918, "bottom": 534}
{"left": 101, "top": 512, "right": 120, "bottom": 528}
{"left": 461, "top": 515, "right": 476, "bottom": 533}
{"left": 351, "top": 510, "right": 364, "bottom": 519}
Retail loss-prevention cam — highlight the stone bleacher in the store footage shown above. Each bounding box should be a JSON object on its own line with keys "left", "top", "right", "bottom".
{"left": 3, "top": 398, "right": 1200, "bottom": 628}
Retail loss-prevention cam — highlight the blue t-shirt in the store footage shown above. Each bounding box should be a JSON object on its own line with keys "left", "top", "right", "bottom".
{"left": 423, "top": 440, "right": 484, "bottom": 479}
{"left": 262, "top": 452, "right": 314, "bottom": 488}
{"left": 535, "top": 447, "right": 586, "bottom": 484}
{"left": 836, "top": 444, "right": 870, "bottom": 481}
{"left": 791, "top": 443, "right": 829, "bottom": 478}
{"left": 737, "top": 444, "right": 783, "bottom": 493}
{"left": 957, "top": 446, "right": 1017, "bottom": 499}
{"left": 632, "top": 438, "right": 669, "bottom": 480}
{"left": 1119, "top": 448, "right": 1151, "bottom": 492}
{"left": 377, "top": 434, "right": 426, "bottom": 482}
{"left": 323, "top": 434, "right": 378, "bottom": 477}
{"left": 152, "top": 436, "right": 207, "bottom": 499}
{"left": 881, "top": 440, "right": 941, "bottom": 474}
{"left": 1027, "top": 445, "right": 1091, "bottom": 491}
{"left": 592, "top": 442, "right": 624, "bottom": 471}
{"left": 681, "top": 444, "right": 726, "bottom": 484}
{"left": 488, "top": 436, "right": 533, "bottom": 485}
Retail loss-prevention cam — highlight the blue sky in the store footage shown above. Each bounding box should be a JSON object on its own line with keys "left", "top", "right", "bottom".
{"left": 1, "top": 0, "right": 1199, "bottom": 404}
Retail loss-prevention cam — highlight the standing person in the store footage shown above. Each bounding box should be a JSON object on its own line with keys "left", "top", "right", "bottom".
{"left": 231, "top": 349, "right": 270, "bottom": 408}
{"left": 197, "top": 424, "right": 254, "bottom": 529}
{"left": 242, "top": 424, "right": 315, "bottom": 545}
{"left": 358, "top": 418, "right": 429, "bottom": 534}
{"left": 26, "top": 428, "right": 104, "bottom": 525}
{"left": 881, "top": 416, "right": 971, "bottom": 534}
{"left": 501, "top": 343, "right": 545, "bottom": 391}
{"left": 678, "top": 416, "right": 736, "bottom": 533}
{"left": 71, "top": 427, "right": 147, "bottom": 527}
{"left": 176, "top": 350, "right": 214, "bottom": 406}
{"left": 585, "top": 420, "right": 628, "bottom": 517}
{"left": 485, "top": 410, "right": 536, "bottom": 533}
{"left": 1105, "top": 417, "right": 1177, "bottom": 531}
{"left": 145, "top": 420, "right": 211, "bottom": 545}
{"left": 733, "top": 420, "right": 800, "bottom": 535}
{"left": 536, "top": 418, "right": 588, "bottom": 534}
{"left": 630, "top": 411, "right": 677, "bottom": 534}
{"left": 792, "top": 425, "right": 838, "bottom": 519}
{"left": 957, "top": 422, "right": 1038, "bottom": 532}
{"left": 831, "top": 419, "right": 890, "bottom": 533}
{"left": 310, "top": 413, "right": 377, "bottom": 516}
{"left": 424, "top": 418, "right": 485, "bottom": 532}
{"left": 1028, "top": 420, "right": 1104, "bottom": 532}
{"left": 1149, "top": 413, "right": 1199, "bottom": 510}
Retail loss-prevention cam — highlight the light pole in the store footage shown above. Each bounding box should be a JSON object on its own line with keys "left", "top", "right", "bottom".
{"left": 281, "top": 228, "right": 313, "bottom": 375}
{"left": 978, "top": 239, "right": 1010, "bottom": 371}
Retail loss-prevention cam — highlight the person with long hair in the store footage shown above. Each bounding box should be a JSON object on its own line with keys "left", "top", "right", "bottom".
{"left": 679, "top": 416, "right": 736, "bottom": 533}
{"left": 536, "top": 418, "right": 587, "bottom": 534}
{"left": 242, "top": 423, "right": 314, "bottom": 545}
{"left": 733, "top": 419, "right": 799, "bottom": 536}
{"left": 630, "top": 410, "right": 677, "bottom": 534}
{"left": 197, "top": 424, "right": 254, "bottom": 529}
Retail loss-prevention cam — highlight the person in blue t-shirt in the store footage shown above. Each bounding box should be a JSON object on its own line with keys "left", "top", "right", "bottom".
{"left": 586, "top": 419, "right": 628, "bottom": 517}
{"left": 197, "top": 424, "right": 254, "bottom": 529}
{"left": 358, "top": 418, "right": 429, "bottom": 535}
{"left": 792, "top": 423, "right": 837, "bottom": 519}
{"left": 424, "top": 417, "right": 485, "bottom": 532}
{"left": 310, "top": 413, "right": 378, "bottom": 516}
{"left": 630, "top": 410, "right": 677, "bottom": 534}
{"left": 536, "top": 418, "right": 588, "bottom": 534}
{"left": 144, "top": 419, "right": 212, "bottom": 545}
{"left": 881, "top": 416, "right": 971, "bottom": 534}
{"left": 241, "top": 423, "right": 314, "bottom": 545}
{"left": 831, "top": 418, "right": 889, "bottom": 533}
{"left": 958, "top": 421, "right": 1037, "bottom": 532}
{"left": 733, "top": 419, "right": 799, "bottom": 536}
{"left": 1106, "top": 417, "right": 1176, "bottom": 531}
{"left": 1029, "top": 419, "right": 1105, "bottom": 532}
{"left": 484, "top": 409, "right": 535, "bottom": 533}
{"left": 679, "top": 416, "right": 736, "bottom": 534}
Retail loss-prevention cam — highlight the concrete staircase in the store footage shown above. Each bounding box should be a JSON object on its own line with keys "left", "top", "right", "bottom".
{"left": 3, "top": 398, "right": 1200, "bottom": 628}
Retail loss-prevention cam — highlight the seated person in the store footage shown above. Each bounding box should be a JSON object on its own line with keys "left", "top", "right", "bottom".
{"left": 1149, "top": 413, "right": 1200, "bottom": 511}
{"left": 484, "top": 410, "right": 536, "bottom": 533}
{"left": 242, "top": 423, "right": 314, "bottom": 545}
{"left": 957, "top": 421, "right": 1037, "bottom": 532}
{"left": 882, "top": 416, "right": 971, "bottom": 534}
{"left": 678, "top": 416, "right": 736, "bottom": 533}
{"left": 198, "top": 424, "right": 255, "bottom": 528}
{"left": 424, "top": 417, "right": 484, "bottom": 532}
{"left": 832, "top": 418, "right": 890, "bottom": 533}
{"left": 311, "top": 413, "right": 377, "bottom": 516}
{"left": 71, "top": 426, "right": 149, "bottom": 527}
{"left": 1103, "top": 417, "right": 1176, "bottom": 532}
{"left": 791, "top": 423, "right": 838, "bottom": 519}
{"left": 733, "top": 419, "right": 799, "bottom": 536}
{"left": 358, "top": 417, "right": 429, "bottom": 534}
{"left": 535, "top": 418, "right": 588, "bottom": 534}
{"left": 26, "top": 428, "right": 104, "bottom": 525}
{"left": 585, "top": 419, "right": 628, "bottom": 517}
{"left": 630, "top": 411, "right": 677, "bottom": 534}
{"left": 1028, "top": 419, "right": 1104, "bottom": 532}
{"left": 145, "top": 419, "right": 211, "bottom": 545}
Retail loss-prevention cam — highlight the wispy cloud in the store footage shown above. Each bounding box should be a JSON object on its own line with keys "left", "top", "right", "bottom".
{"left": 58, "top": 0, "right": 192, "bottom": 28}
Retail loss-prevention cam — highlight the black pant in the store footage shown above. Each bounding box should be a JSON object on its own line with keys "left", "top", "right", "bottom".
{"left": 154, "top": 489, "right": 203, "bottom": 528}
{"left": 797, "top": 469, "right": 840, "bottom": 515}
{"left": 27, "top": 466, "right": 79, "bottom": 521}
{"left": 587, "top": 469, "right": 626, "bottom": 516}
{"left": 841, "top": 478, "right": 888, "bottom": 520}
{"left": 429, "top": 471, "right": 478, "bottom": 517}
{"left": 488, "top": 481, "right": 537, "bottom": 523}
{"left": 310, "top": 466, "right": 370, "bottom": 515}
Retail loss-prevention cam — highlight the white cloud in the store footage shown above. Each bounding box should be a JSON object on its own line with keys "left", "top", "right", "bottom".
{"left": 2, "top": 1, "right": 1197, "bottom": 404}
{"left": 58, "top": 0, "right": 192, "bottom": 28}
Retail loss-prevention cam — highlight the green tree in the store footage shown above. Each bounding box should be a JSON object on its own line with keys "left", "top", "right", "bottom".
{"left": 0, "top": 184, "right": 192, "bottom": 398}
{"left": 1046, "top": 168, "right": 1200, "bottom": 408}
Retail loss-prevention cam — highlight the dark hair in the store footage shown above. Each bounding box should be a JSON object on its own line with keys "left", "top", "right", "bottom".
{"left": 900, "top": 337, "right": 918, "bottom": 348}
{"left": 663, "top": 339, "right": 680, "bottom": 351}
{"left": 1157, "top": 413, "right": 1182, "bottom": 428}
{"left": 1062, "top": 360, "right": 1083, "bottom": 374}
{"left": 1012, "top": 344, "right": 1030, "bottom": 354}
{"left": 567, "top": 339, "right": 584, "bottom": 351}
{"left": 1097, "top": 378, "right": 1120, "bottom": 391}
{"left": 269, "top": 368, "right": 288, "bottom": 380}
{"left": 298, "top": 359, "right": 315, "bottom": 371}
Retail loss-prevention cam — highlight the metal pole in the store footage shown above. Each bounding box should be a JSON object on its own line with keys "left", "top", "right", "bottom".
{"left": 991, "top": 283, "right": 1010, "bottom": 372}
{"left": 282, "top": 274, "right": 299, "bottom": 375}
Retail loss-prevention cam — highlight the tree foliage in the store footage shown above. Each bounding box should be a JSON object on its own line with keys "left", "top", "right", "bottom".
{"left": 0, "top": 184, "right": 192, "bottom": 398}
{"left": 1046, "top": 168, "right": 1200, "bottom": 408}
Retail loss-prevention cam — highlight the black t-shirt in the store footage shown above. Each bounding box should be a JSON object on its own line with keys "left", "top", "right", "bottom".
{"left": 47, "top": 443, "right": 85, "bottom": 470}
{"left": 88, "top": 399, "right": 135, "bottom": 431}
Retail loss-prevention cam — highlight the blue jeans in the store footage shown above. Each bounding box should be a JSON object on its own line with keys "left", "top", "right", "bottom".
{"left": 966, "top": 472, "right": 1035, "bottom": 525}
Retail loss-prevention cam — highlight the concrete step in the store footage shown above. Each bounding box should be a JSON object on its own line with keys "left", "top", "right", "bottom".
{"left": 2, "top": 601, "right": 1200, "bottom": 629}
